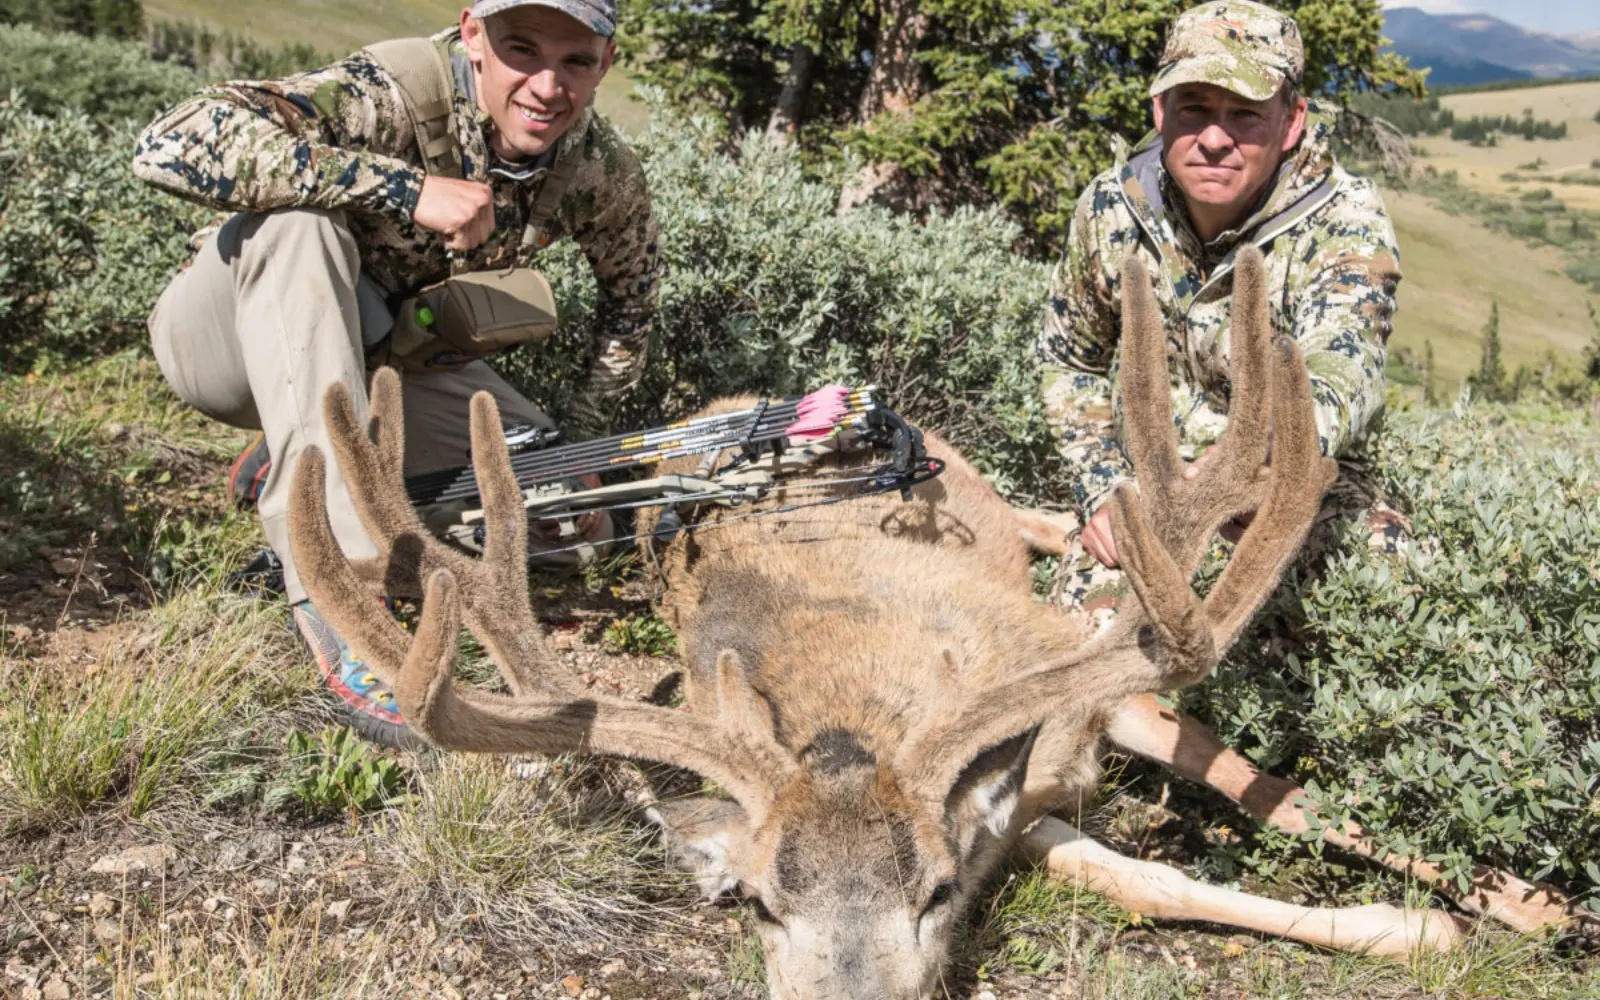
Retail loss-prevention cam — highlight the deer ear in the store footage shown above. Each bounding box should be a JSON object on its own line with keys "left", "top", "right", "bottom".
{"left": 944, "top": 727, "right": 1039, "bottom": 851}
{"left": 649, "top": 798, "right": 751, "bottom": 900}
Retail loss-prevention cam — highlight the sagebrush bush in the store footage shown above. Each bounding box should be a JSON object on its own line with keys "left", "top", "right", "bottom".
{"left": 0, "top": 22, "right": 198, "bottom": 121}
{"left": 1193, "top": 404, "right": 1600, "bottom": 907}
{"left": 0, "top": 95, "right": 205, "bottom": 373}
{"left": 498, "top": 107, "right": 1066, "bottom": 501}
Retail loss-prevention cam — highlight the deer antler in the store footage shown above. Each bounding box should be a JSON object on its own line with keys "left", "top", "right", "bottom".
{"left": 287, "top": 371, "right": 798, "bottom": 825}
{"left": 900, "top": 247, "right": 1335, "bottom": 797}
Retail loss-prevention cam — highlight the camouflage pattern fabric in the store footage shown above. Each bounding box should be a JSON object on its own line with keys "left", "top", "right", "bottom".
{"left": 1037, "top": 104, "right": 1402, "bottom": 527}
{"left": 1148, "top": 0, "right": 1305, "bottom": 102}
{"left": 472, "top": 0, "right": 616, "bottom": 37}
{"left": 132, "top": 27, "right": 659, "bottom": 436}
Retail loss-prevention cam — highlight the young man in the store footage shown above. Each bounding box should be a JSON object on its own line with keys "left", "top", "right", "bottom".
{"left": 134, "top": 0, "right": 658, "bottom": 745}
{"left": 1038, "top": 0, "right": 1406, "bottom": 630}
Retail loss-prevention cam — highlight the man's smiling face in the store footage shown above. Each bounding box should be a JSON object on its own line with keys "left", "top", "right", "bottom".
{"left": 460, "top": 5, "right": 614, "bottom": 161}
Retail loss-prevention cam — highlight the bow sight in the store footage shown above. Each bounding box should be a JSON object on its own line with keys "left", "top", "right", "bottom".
{"left": 402, "top": 385, "right": 943, "bottom": 558}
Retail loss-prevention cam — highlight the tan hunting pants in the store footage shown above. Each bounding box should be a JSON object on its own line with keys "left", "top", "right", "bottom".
{"left": 148, "top": 208, "right": 607, "bottom": 605}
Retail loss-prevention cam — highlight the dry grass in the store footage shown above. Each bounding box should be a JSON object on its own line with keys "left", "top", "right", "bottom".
{"left": 388, "top": 753, "right": 689, "bottom": 958}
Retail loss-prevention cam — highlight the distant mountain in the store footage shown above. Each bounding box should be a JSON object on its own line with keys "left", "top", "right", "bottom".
{"left": 1383, "top": 8, "right": 1600, "bottom": 86}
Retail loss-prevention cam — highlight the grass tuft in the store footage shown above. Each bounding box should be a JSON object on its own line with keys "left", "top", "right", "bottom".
{"left": 388, "top": 754, "right": 686, "bottom": 956}
{"left": 0, "top": 591, "right": 306, "bottom": 828}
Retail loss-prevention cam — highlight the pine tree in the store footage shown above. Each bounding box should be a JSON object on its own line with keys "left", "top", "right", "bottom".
{"left": 1469, "top": 300, "right": 1507, "bottom": 403}
{"left": 1422, "top": 339, "right": 1437, "bottom": 406}
{"left": 1584, "top": 303, "right": 1600, "bottom": 384}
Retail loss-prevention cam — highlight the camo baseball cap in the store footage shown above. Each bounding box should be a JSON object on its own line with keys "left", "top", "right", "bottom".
{"left": 470, "top": 0, "right": 615, "bottom": 38}
{"left": 1148, "top": 0, "right": 1304, "bottom": 102}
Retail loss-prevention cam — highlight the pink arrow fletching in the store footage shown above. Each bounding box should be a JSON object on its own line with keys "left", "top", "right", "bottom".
{"left": 786, "top": 385, "right": 851, "bottom": 443}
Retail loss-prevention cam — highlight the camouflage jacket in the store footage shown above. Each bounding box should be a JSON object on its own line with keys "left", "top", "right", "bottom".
{"left": 132, "top": 28, "right": 660, "bottom": 434}
{"left": 1037, "top": 105, "right": 1401, "bottom": 522}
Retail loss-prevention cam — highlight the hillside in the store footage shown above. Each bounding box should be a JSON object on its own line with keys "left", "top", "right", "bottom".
{"left": 142, "top": 0, "right": 649, "bottom": 129}
{"left": 1410, "top": 79, "right": 1600, "bottom": 211}
{"left": 1384, "top": 189, "right": 1600, "bottom": 384}
{"left": 1382, "top": 7, "right": 1600, "bottom": 84}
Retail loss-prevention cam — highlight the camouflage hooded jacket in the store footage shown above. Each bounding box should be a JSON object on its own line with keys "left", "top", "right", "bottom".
{"left": 1037, "top": 105, "right": 1401, "bottom": 522}
{"left": 131, "top": 28, "right": 660, "bottom": 433}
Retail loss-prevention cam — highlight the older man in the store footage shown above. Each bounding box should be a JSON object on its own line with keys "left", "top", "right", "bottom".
{"left": 1039, "top": 0, "right": 1406, "bottom": 629}
{"left": 134, "top": 0, "right": 657, "bottom": 745}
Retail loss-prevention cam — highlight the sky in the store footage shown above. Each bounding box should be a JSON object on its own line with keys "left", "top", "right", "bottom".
{"left": 1382, "top": 0, "right": 1600, "bottom": 35}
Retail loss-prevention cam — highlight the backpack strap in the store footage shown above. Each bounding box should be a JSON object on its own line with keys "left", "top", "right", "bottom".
{"left": 363, "top": 36, "right": 462, "bottom": 179}
{"left": 526, "top": 127, "right": 585, "bottom": 231}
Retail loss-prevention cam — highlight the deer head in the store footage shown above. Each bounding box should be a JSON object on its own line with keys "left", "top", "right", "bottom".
{"left": 286, "top": 246, "right": 1333, "bottom": 998}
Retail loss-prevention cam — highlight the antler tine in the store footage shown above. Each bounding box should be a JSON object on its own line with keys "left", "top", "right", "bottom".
{"left": 1202, "top": 336, "right": 1336, "bottom": 650}
{"left": 321, "top": 372, "right": 475, "bottom": 592}
{"left": 1117, "top": 255, "right": 1185, "bottom": 501}
{"left": 399, "top": 568, "right": 798, "bottom": 827}
{"left": 320, "top": 374, "right": 552, "bottom": 697}
{"left": 288, "top": 446, "right": 414, "bottom": 684}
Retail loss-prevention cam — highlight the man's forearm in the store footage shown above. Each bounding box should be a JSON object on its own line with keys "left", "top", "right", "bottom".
{"left": 131, "top": 58, "right": 424, "bottom": 219}
{"left": 1041, "top": 363, "right": 1133, "bottom": 521}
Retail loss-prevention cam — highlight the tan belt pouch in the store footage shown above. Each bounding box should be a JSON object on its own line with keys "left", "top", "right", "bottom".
{"left": 383, "top": 268, "right": 558, "bottom": 372}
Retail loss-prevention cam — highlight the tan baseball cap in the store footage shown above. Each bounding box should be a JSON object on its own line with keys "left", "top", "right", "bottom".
{"left": 1148, "top": 0, "right": 1304, "bottom": 102}
{"left": 470, "top": 0, "right": 615, "bottom": 37}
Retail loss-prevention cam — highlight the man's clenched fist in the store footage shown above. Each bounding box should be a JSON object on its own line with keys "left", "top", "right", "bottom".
{"left": 412, "top": 176, "right": 496, "bottom": 252}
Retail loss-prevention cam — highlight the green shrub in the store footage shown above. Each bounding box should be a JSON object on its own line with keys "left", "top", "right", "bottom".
{"left": 0, "top": 22, "right": 198, "bottom": 121}
{"left": 277, "top": 726, "right": 409, "bottom": 820}
{"left": 0, "top": 95, "right": 205, "bottom": 374}
{"left": 602, "top": 613, "right": 677, "bottom": 657}
{"left": 497, "top": 109, "right": 1065, "bottom": 501}
{"left": 1192, "top": 405, "right": 1600, "bottom": 908}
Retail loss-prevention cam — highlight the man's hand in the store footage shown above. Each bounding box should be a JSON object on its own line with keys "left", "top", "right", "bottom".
{"left": 413, "top": 176, "right": 496, "bottom": 252}
{"left": 535, "top": 474, "right": 607, "bottom": 542}
{"left": 1082, "top": 503, "right": 1119, "bottom": 568}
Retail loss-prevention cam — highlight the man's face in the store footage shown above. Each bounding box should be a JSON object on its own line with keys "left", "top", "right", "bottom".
{"left": 1153, "top": 82, "right": 1307, "bottom": 237}
{"left": 460, "top": 5, "right": 614, "bottom": 161}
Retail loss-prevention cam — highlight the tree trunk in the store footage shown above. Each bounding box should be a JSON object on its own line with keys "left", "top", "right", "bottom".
{"left": 766, "top": 43, "right": 817, "bottom": 144}
{"left": 838, "top": 0, "right": 929, "bottom": 211}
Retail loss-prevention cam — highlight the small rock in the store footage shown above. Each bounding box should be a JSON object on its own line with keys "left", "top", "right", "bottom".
{"left": 248, "top": 878, "right": 279, "bottom": 902}
{"left": 49, "top": 558, "right": 80, "bottom": 577}
{"left": 102, "top": 421, "right": 128, "bottom": 442}
{"left": 89, "top": 893, "right": 116, "bottom": 918}
{"left": 561, "top": 975, "right": 585, "bottom": 997}
{"left": 37, "top": 911, "right": 61, "bottom": 925}
{"left": 285, "top": 855, "right": 309, "bottom": 876}
{"left": 89, "top": 844, "right": 175, "bottom": 876}
{"left": 598, "top": 959, "right": 626, "bottom": 979}
{"left": 215, "top": 841, "right": 251, "bottom": 870}
{"left": 94, "top": 919, "right": 122, "bottom": 947}
{"left": 1222, "top": 937, "right": 1250, "bottom": 958}
{"left": 202, "top": 897, "right": 221, "bottom": 914}
{"left": 326, "top": 899, "right": 351, "bottom": 921}
{"left": 976, "top": 992, "right": 997, "bottom": 1000}
{"left": 40, "top": 583, "right": 70, "bottom": 599}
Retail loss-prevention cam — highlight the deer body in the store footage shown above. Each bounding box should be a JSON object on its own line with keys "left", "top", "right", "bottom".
{"left": 289, "top": 249, "right": 1589, "bottom": 999}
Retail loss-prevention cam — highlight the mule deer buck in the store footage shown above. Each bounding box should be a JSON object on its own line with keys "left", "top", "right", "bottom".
{"left": 288, "top": 248, "right": 1585, "bottom": 997}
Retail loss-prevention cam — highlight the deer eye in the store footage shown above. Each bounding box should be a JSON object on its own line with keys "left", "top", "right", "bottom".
{"left": 922, "top": 880, "right": 960, "bottom": 916}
